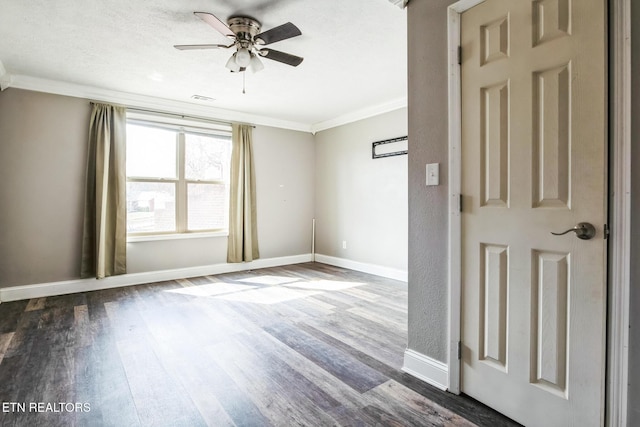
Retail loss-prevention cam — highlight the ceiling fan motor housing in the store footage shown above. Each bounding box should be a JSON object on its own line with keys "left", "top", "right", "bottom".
{"left": 227, "top": 17, "right": 262, "bottom": 45}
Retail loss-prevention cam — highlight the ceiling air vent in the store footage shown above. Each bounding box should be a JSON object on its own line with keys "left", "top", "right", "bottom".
{"left": 191, "top": 94, "right": 216, "bottom": 102}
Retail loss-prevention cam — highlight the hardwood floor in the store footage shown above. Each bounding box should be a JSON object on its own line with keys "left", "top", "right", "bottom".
{"left": 0, "top": 263, "right": 518, "bottom": 427}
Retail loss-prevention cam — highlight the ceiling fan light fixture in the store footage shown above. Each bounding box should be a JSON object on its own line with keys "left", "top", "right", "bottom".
{"left": 226, "top": 53, "right": 241, "bottom": 72}
{"left": 235, "top": 48, "right": 252, "bottom": 67}
{"left": 249, "top": 54, "right": 264, "bottom": 73}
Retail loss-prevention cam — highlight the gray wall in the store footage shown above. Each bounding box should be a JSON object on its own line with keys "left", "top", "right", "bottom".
{"left": 0, "top": 89, "right": 89, "bottom": 287}
{"left": 628, "top": 0, "right": 640, "bottom": 423}
{"left": 252, "top": 125, "right": 315, "bottom": 258}
{"left": 314, "top": 108, "right": 408, "bottom": 271}
{"left": 406, "top": 0, "right": 452, "bottom": 363}
{"left": 0, "top": 89, "right": 315, "bottom": 286}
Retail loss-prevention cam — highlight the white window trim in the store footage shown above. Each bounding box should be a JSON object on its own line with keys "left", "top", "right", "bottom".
{"left": 126, "top": 111, "right": 232, "bottom": 239}
{"left": 126, "top": 111, "right": 232, "bottom": 135}
{"left": 127, "top": 230, "right": 229, "bottom": 243}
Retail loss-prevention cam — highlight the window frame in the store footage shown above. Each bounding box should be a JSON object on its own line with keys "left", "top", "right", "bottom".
{"left": 125, "top": 112, "right": 232, "bottom": 239}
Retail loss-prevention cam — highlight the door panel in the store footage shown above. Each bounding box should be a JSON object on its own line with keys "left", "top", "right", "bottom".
{"left": 460, "top": 1, "right": 607, "bottom": 426}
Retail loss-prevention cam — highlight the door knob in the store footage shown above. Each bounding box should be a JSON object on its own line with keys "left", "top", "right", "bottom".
{"left": 550, "top": 222, "right": 596, "bottom": 240}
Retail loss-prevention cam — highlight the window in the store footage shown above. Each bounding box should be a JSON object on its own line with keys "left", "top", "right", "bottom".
{"left": 125, "top": 114, "right": 231, "bottom": 237}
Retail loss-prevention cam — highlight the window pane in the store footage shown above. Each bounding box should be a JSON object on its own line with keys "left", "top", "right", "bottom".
{"left": 127, "top": 182, "right": 176, "bottom": 233}
{"left": 185, "top": 133, "right": 231, "bottom": 181}
{"left": 187, "top": 183, "right": 227, "bottom": 231}
{"left": 126, "top": 124, "right": 177, "bottom": 178}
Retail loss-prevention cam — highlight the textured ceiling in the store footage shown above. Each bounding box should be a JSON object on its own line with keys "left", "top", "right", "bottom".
{"left": 0, "top": 0, "right": 407, "bottom": 128}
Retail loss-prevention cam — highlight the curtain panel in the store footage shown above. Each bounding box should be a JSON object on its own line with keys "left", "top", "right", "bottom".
{"left": 227, "top": 123, "right": 260, "bottom": 263}
{"left": 80, "top": 103, "right": 127, "bottom": 279}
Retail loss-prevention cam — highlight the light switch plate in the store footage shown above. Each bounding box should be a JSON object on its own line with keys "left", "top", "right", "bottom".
{"left": 426, "top": 163, "right": 439, "bottom": 186}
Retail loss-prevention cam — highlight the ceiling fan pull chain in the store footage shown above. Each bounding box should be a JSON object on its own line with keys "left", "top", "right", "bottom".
{"left": 243, "top": 71, "right": 246, "bottom": 94}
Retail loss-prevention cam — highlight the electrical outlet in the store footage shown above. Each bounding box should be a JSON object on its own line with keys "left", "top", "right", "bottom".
{"left": 342, "top": 241, "right": 347, "bottom": 249}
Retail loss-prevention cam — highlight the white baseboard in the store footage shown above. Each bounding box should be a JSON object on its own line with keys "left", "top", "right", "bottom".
{"left": 402, "top": 349, "right": 449, "bottom": 391}
{"left": 0, "top": 254, "right": 313, "bottom": 303}
{"left": 314, "top": 254, "right": 408, "bottom": 282}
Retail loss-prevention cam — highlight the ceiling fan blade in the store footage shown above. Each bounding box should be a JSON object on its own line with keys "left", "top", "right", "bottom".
{"left": 174, "top": 44, "right": 232, "bottom": 50}
{"left": 259, "top": 49, "right": 304, "bottom": 67}
{"left": 255, "top": 22, "right": 301, "bottom": 45}
{"left": 194, "top": 12, "right": 235, "bottom": 38}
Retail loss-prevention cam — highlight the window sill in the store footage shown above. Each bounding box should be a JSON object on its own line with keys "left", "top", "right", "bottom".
{"left": 127, "top": 231, "right": 228, "bottom": 243}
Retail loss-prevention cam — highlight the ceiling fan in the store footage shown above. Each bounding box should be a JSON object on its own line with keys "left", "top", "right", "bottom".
{"left": 174, "top": 12, "right": 303, "bottom": 73}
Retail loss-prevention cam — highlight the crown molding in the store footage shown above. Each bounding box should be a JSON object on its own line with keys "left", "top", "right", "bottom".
{"left": 310, "top": 96, "right": 408, "bottom": 134}
{"left": 0, "top": 61, "right": 12, "bottom": 91}
{"left": 7, "top": 74, "right": 407, "bottom": 134}
{"left": 388, "top": 0, "right": 409, "bottom": 8}
{"left": 8, "top": 74, "right": 313, "bottom": 132}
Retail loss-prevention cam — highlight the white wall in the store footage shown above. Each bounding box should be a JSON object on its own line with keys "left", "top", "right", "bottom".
{"left": 314, "top": 108, "right": 408, "bottom": 272}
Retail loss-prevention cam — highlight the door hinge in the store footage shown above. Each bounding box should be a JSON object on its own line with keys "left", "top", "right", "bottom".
{"left": 457, "top": 46, "right": 462, "bottom": 65}
{"left": 459, "top": 194, "right": 463, "bottom": 213}
{"left": 604, "top": 224, "right": 609, "bottom": 239}
{"left": 457, "top": 341, "right": 462, "bottom": 360}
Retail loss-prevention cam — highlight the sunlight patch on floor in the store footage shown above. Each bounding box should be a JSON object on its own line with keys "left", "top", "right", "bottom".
{"left": 285, "top": 280, "right": 365, "bottom": 291}
{"left": 236, "top": 275, "right": 302, "bottom": 286}
{"left": 164, "top": 275, "right": 367, "bottom": 305}
{"left": 167, "top": 282, "right": 257, "bottom": 297}
{"left": 215, "top": 286, "right": 322, "bottom": 304}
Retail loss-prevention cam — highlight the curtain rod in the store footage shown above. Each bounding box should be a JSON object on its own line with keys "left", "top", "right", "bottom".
{"left": 127, "top": 107, "right": 256, "bottom": 128}
{"left": 90, "top": 102, "right": 255, "bottom": 128}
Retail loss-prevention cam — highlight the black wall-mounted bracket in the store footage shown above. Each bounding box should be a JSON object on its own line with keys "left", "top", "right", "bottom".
{"left": 372, "top": 136, "right": 408, "bottom": 159}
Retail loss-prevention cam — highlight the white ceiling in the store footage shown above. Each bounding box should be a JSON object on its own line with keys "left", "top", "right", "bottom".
{"left": 0, "top": 0, "right": 407, "bottom": 131}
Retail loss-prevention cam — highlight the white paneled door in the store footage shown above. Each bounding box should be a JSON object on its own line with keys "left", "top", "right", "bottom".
{"left": 460, "top": 0, "right": 607, "bottom": 426}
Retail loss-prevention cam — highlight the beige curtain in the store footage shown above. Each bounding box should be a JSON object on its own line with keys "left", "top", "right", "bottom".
{"left": 227, "top": 123, "right": 260, "bottom": 263}
{"left": 80, "top": 103, "right": 127, "bottom": 278}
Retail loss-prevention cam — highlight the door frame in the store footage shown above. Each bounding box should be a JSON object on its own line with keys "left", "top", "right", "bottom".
{"left": 445, "top": 1, "right": 632, "bottom": 425}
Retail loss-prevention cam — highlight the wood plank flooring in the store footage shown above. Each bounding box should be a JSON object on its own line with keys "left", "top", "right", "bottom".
{"left": 0, "top": 263, "right": 519, "bottom": 427}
